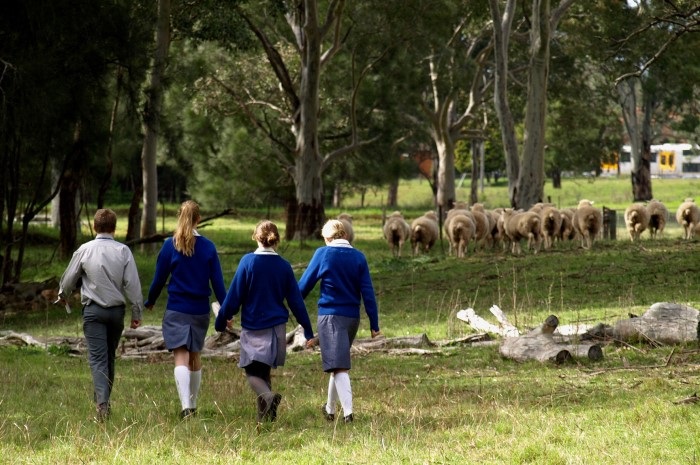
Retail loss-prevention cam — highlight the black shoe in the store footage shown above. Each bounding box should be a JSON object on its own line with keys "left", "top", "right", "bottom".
{"left": 268, "top": 393, "right": 282, "bottom": 422}
{"left": 95, "top": 402, "right": 110, "bottom": 422}
{"left": 321, "top": 403, "right": 335, "bottom": 421}
{"left": 180, "top": 408, "right": 196, "bottom": 420}
{"left": 256, "top": 395, "right": 269, "bottom": 423}
{"left": 344, "top": 413, "right": 354, "bottom": 423}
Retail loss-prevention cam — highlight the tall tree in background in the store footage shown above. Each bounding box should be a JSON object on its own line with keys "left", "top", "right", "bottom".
{"left": 609, "top": 1, "right": 700, "bottom": 201}
{"left": 198, "top": 0, "right": 380, "bottom": 240}
{"left": 417, "top": 3, "right": 492, "bottom": 213}
{"left": 489, "top": 0, "right": 576, "bottom": 209}
{"left": 140, "top": 0, "right": 171, "bottom": 241}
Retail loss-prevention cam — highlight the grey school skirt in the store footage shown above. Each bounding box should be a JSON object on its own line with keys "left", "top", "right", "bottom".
{"left": 238, "top": 323, "right": 287, "bottom": 369}
{"left": 162, "top": 310, "right": 210, "bottom": 352}
{"left": 318, "top": 314, "right": 360, "bottom": 372}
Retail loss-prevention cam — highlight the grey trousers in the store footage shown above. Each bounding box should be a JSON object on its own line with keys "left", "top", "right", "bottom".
{"left": 82, "top": 303, "right": 125, "bottom": 405}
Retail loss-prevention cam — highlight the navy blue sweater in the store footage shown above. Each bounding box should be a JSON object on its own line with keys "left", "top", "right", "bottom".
{"left": 145, "top": 236, "right": 227, "bottom": 315}
{"left": 298, "top": 241, "right": 379, "bottom": 332}
{"left": 215, "top": 251, "right": 314, "bottom": 339}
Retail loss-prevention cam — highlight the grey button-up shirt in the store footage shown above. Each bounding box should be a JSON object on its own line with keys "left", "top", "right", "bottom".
{"left": 59, "top": 233, "right": 144, "bottom": 321}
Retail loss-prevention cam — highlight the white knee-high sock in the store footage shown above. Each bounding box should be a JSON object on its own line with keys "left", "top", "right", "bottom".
{"left": 326, "top": 374, "right": 339, "bottom": 414}
{"left": 189, "top": 369, "right": 202, "bottom": 409}
{"left": 174, "top": 365, "right": 191, "bottom": 410}
{"left": 333, "top": 372, "right": 352, "bottom": 417}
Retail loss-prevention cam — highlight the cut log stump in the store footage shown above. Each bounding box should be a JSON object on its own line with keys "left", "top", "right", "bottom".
{"left": 500, "top": 315, "right": 604, "bottom": 364}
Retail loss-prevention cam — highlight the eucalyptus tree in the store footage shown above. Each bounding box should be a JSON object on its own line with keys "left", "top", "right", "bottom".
{"left": 409, "top": 0, "right": 493, "bottom": 212}
{"left": 223, "top": 0, "right": 377, "bottom": 239}
{"left": 607, "top": 1, "right": 700, "bottom": 200}
{"left": 489, "top": 0, "right": 577, "bottom": 209}
{"left": 181, "top": 0, "right": 426, "bottom": 239}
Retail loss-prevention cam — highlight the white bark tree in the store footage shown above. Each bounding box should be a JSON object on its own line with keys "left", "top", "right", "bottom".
{"left": 489, "top": 0, "right": 576, "bottom": 209}
{"left": 226, "top": 0, "right": 377, "bottom": 240}
{"left": 420, "top": 21, "right": 491, "bottom": 213}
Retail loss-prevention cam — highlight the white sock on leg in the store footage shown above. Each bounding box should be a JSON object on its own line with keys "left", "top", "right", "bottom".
{"left": 174, "top": 365, "right": 191, "bottom": 410}
{"left": 326, "top": 374, "right": 338, "bottom": 415}
{"left": 333, "top": 372, "right": 352, "bottom": 417}
{"left": 189, "top": 369, "right": 202, "bottom": 409}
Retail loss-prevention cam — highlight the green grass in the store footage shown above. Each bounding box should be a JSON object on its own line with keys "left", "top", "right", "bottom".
{"left": 3, "top": 176, "right": 700, "bottom": 464}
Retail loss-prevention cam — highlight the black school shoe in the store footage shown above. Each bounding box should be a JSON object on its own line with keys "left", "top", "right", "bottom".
{"left": 344, "top": 413, "right": 354, "bottom": 423}
{"left": 321, "top": 404, "right": 335, "bottom": 421}
{"left": 268, "top": 393, "right": 282, "bottom": 422}
{"left": 95, "top": 402, "right": 111, "bottom": 422}
{"left": 180, "top": 408, "right": 197, "bottom": 420}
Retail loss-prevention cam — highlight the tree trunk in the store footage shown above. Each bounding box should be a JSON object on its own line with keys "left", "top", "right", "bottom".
{"left": 551, "top": 168, "right": 561, "bottom": 188}
{"left": 470, "top": 138, "right": 481, "bottom": 205}
{"left": 140, "top": 0, "right": 170, "bottom": 241}
{"left": 435, "top": 137, "right": 456, "bottom": 211}
{"left": 515, "top": 0, "right": 550, "bottom": 211}
{"left": 616, "top": 77, "right": 652, "bottom": 201}
{"left": 489, "top": 0, "right": 520, "bottom": 207}
{"left": 58, "top": 169, "right": 80, "bottom": 260}
{"left": 2, "top": 137, "right": 19, "bottom": 285}
{"left": 633, "top": 93, "right": 654, "bottom": 201}
{"left": 97, "top": 68, "right": 123, "bottom": 209}
{"left": 126, "top": 175, "right": 143, "bottom": 242}
{"left": 387, "top": 178, "right": 398, "bottom": 207}
{"left": 288, "top": 0, "right": 325, "bottom": 241}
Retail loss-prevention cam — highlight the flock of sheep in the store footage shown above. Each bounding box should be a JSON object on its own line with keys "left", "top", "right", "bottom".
{"left": 336, "top": 197, "right": 700, "bottom": 258}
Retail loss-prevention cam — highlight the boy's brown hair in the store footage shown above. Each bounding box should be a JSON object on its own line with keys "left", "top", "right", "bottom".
{"left": 94, "top": 209, "right": 117, "bottom": 233}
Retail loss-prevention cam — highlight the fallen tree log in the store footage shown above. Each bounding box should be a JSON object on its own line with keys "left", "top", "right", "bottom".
{"left": 583, "top": 302, "right": 700, "bottom": 345}
{"left": 2, "top": 325, "right": 485, "bottom": 359}
{"left": 500, "top": 315, "right": 604, "bottom": 364}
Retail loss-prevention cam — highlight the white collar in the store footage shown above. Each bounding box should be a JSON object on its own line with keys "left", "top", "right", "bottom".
{"left": 96, "top": 233, "right": 114, "bottom": 240}
{"left": 254, "top": 247, "right": 278, "bottom": 255}
{"left": 193, "top": 229, "right": 201, "bottom": 237}
{"left": 327, "top": 239, "right": 353, "bottom": 248}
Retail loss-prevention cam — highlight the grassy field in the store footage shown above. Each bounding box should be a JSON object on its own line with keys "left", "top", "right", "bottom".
{"left": 2, "top": 176, "right": 700, "bottom": 464}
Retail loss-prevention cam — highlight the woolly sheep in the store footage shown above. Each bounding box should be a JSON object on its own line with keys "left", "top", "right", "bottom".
{"left": 468, "top": 209, "right": 490, "bottom": 250}
{"left": 646, "top": 200, "right": 668, "bottom": 239}
{"left": 383, "top": 211, "right": 411, "bottom": 257}
{"left": 558, "top": 208, "right": 577, "bottom": 242}
{"left": 410, "top": 211, "right": 439, "bottom": 256}
{"left": 675, "top": 198, "right": 700, "bottom": 240}
{"left": 445, "top": 205, "right": 489, "bottom": 250}
{"left": 445, "top": 213, "right": 476, "bottom": 258}
{"left": 337, "top": 213, "right": 355, "bottom": 244}
{"left": 624, "top": 203, "right": 649, "bottom": 242}
{"left": 472, "top": 203, "right": 500, "bottom": 249}
{"left": 573, "top": 200, "right": 603, "bottom": 249}
{"left": 538, "top": 205, "right": 562, "bottom": 250}
{"left": 501, "top": 208, "right": 541, "bottom": 255}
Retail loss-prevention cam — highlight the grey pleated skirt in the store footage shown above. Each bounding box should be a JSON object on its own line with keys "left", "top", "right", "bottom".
{"left": 162, "top": 309, "right": 210, "bottom": 352}
{"left": 317, "top": 314, "right": 360, "bottom": 372}
{"left": 238, "top": 323, "right": 287, "bottom": 369}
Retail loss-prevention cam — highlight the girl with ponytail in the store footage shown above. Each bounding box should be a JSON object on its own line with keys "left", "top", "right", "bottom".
{"left": 145, "top": 200, "right": 227, "bottom": 419}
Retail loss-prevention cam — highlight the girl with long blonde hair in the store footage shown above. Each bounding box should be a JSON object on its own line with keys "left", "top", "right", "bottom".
{"left": 145, "top": 200, "right": 227, "bottom": 419}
